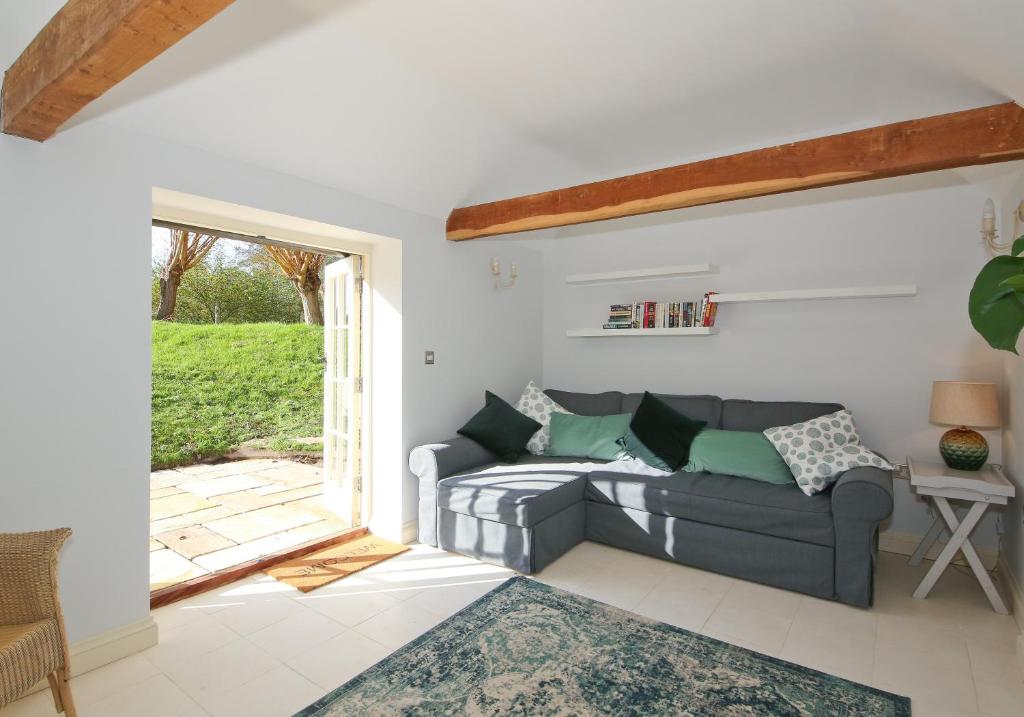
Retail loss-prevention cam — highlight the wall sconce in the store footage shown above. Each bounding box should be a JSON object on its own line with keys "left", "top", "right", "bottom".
{"left": 491, "top": 258, "right": 518, "bottom": 289}
{"left": 983, "top": 198, "right": 1024, "bottom": 254}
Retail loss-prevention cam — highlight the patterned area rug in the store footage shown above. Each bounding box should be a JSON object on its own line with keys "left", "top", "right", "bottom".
{"left": 295, "top": 577, "right": 910, "bottom": 716}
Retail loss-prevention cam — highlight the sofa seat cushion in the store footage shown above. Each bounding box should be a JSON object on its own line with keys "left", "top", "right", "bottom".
{"left": 438, "top": 457, "right": 597, "bottom": 527}
{"left": 585, "top": 471, "right": 835, "bottom": 546}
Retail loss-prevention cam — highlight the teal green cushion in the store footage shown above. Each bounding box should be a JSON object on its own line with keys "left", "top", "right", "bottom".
{"left": 619, "top": 430, "right": 673, "bottom": 472}
{"left": 684, "top": 429, "right": 795, "bottom": 484}
{"left": 547, "top": 413, "right": 631, "bottom": 461}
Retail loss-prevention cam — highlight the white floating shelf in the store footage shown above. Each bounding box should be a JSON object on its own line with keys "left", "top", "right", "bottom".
{"left": 709, "top": 284, "right": 917, "bottom": 304}
{"left": 566, "top": 263, "right": 717, "bottom": 285}
{"left": 567, "top": 327, "right": 718, "bottom": 338}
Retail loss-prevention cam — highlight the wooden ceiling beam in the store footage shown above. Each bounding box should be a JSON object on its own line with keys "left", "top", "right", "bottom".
{"left": 446, "top": 102, "right": 1024, "bottom": 241}
{"left": 2, "top": 0, "right": 235, "bottom": 141}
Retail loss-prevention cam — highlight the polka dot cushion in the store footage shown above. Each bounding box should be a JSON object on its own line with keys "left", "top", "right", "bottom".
{"left": 515, "top": 381, "right": 572, "bottom": 455}
{"left": 763, "top": 410, "right": 892, "bottom": 496}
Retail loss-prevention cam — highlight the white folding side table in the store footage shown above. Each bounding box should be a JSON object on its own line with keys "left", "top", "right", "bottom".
{"left": 906, "top": 457, "right": 1015, "bottom": 614}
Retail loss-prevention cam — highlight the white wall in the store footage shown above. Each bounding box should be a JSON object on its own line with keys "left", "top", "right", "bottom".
{"left": 539, "top": 176, "right": 1005, "bottom": 546}
{"left": 999, "top": 170, "right": 1024, "bottom": 610}
{"left": 0, "top": 121, "right": 542, "bottom": 644}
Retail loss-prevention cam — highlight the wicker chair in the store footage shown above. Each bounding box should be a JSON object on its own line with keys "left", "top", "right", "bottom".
{"left": 0, "top": 529, "right": 76, "bottom": 716}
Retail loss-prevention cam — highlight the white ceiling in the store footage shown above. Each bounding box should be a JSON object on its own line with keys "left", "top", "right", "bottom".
{"left": 5, "top": 0, "right": 1024, "bottom": 218}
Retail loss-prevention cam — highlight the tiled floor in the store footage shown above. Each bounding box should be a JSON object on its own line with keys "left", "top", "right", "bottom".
{"left": 149, "top": 459, "right": 346, "bottom": 591}
{"left": 8, "top": 544, "right": 1024, "bottom": 717}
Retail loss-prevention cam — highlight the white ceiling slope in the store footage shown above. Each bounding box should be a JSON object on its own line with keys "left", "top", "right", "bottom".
{"left": 4, "top": 0, "right": 1024, "bottom": 218}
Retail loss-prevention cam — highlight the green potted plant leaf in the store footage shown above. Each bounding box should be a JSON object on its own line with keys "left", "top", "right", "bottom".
{"left": 969, "top": 235, "right": 1024, "bottom": 354}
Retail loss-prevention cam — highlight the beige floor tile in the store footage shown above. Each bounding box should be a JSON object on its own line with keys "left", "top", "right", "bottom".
{"left": 720, "top": 579, "right": 804, "bottom": 620}
{"left": 69, "top": 652, "right": 161, "bottom": 708}
{"left": 205, "top": 504, "right": 322, "bottom": 543}
{"left": 350, "top": 601, "right": 445, "bottom": 650}
{"left": 148, "top": 538, "right": 163, "bottom": 551}
{"left": 247, "top": 608, "right": 347, "bottom": 662}
{"left": 159, "top": 638, "right": 279, "bottom": 707}
{"left": 78, "top": 673, "right": 202, "bottom": 717}
{"left": 873, "top": 642, "right": 978, "bottom": 714}
{"left": 286, "top": 629, "right": 392, "bottom": 692}
{"left": 209, "top": 592, "right": 309, "bottom": 636}
{"left": 151, "top": 492, "right": 218, "bottom": 521}
{"left": 149, "top": 548, "right": 209, "bottom": 591}
{"left": 202, "top": 664, "right": 323, "bottom": 717}
{"left": 632, "top": 571, "right": 728, "bottom": 632}
{"left": 974, "top": 673, "right": 1024, "bottom": 717}
{"left": 403, "top": 576, "right": 510, "bottom": 619}
{"left": 780, "top": 614, "right": 875, "bottom": 684}
{"left": 702, "top": 603, "right": 793, "bottom": 656}
{"left": 154, "top": 525, "right": 237, "bottom": 559}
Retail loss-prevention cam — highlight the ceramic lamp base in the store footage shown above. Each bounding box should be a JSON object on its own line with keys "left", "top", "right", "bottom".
{"left": 939, "top": 427, "right": 988, "bottom": 471}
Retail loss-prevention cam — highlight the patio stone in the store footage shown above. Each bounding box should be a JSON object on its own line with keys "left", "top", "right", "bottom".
{"left": 192, "top": 518, "right": 349, "bottom": 573}
{"left": 151, "top": 486, "right": 185, "bottom": 499}
{"left": 177, "top": 474, "right": 273, "bottom": 498}
{"left": 151, "top": 493, "right": 218, "bottom": 521}
{"left": 150, "top": 548, "right": 209, "bottom": 591}
{"left": 205, "top": 504, "right": 323, "bottom": 544}
{"left": 150, "top": 469, "right": 187, "bottom": 490}
{"left": 149, "top": 458, "right": 328, "bottom": 592}
{"left": 150, "top": 514, "right": 199, "bottom": 536}
{"left": 155, "top": 525, "right": 237, "bottom": 559}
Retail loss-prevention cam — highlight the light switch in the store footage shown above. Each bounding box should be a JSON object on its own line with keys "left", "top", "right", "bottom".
{"left": 425, "top": 351, "right": 435, "bottom": 365}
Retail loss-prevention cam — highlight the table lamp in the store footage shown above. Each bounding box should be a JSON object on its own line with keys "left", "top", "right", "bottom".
{"left": 928, "top": 381, "right": 1001, "bottom": 470}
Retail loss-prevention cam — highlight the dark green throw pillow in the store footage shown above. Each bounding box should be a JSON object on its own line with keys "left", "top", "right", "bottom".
{"left": 629, "top": 392, "right": 706, "bottom": 471}
{"left": 458, "top": 390, "right": 542, "bottom": 463}
{"left": 685, "top": 429, "right": 794, "bottom": 484}
{"left": 619, "top": 429, "right": 673, "bottom": 472}
{"left": 547, "top": 413, "right": 631, "bottom": 461}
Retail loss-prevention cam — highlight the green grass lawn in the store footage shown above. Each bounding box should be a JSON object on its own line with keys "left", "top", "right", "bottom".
{"left": 152, "top": 322, "right": 324, "bottom": 469}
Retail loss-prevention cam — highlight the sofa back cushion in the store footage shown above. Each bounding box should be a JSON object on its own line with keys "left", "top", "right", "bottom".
{"left": 622, "top": 393, "right": 722, "bottom": 428}
{"left": 721, "top": 399, "right": 844, "bottom": 432}
{"left": 544, "top": 389, "right": 624, "bottom": 416}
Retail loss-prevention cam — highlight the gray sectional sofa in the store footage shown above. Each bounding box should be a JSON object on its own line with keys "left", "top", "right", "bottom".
{"left": 410, "top": 390, "right": 894, "bottom": 607}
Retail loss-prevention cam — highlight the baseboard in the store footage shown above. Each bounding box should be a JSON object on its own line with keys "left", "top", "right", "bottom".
{"left": 27, "top": 616, "right": 158, "bottom": 695}
{"left": 402, "top": 519, "right": 418, "bottom": 544}
{"left": 997, "top": 555, "right": 1024, "bottom": 656}
{"left": 879, "top": 530, "right": 999, "bottom": 570}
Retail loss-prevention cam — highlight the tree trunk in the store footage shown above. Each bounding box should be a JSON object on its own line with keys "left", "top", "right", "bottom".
{"left": 299, "top": 283, "right": 324, "bottom": 325}
{"left": 156, "top": 270, "right": 181, "bottom": 320}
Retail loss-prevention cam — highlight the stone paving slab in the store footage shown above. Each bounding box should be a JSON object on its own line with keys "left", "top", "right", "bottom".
{"left": 154, "top": 525, "right": 237, "bottom": 559}
{"left": 150, "top": 548, "right": 209, "bottom": 591}
{"left": 205, "top": 504, "right": 323, "bottom": 544}
{"left": 149, "top": 458, "right": 337, "bottom": 592}
{"left": 151, "top": 493, "right": 218, "bottom": 521}
{"left": 177, "top": 473, "right": 272, "bottom": 498}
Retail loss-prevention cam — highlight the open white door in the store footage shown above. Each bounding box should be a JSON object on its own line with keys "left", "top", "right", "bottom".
{"left": 323, "top": 255, "right": 363, "bottom": 527}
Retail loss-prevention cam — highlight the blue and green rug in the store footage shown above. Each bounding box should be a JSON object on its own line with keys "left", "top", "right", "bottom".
{"left": 295, "top": 576, "right": 909, "bottom": 716}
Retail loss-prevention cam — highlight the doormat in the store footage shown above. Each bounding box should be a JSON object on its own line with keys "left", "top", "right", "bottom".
{"left": 265, "top": 534, "right": 410, "bottom": 593}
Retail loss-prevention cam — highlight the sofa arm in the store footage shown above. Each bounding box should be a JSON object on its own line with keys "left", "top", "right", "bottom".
{"left": 831, "top": 466, "right": 894, "bottom": 607}
{"left": 410, "top": 437, "right": 495, "bottom": 546}
{"left": 831, "top": 466, "right": 894, "bottom": 523}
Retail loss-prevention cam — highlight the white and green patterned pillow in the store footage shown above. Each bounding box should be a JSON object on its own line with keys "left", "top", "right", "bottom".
{"left": 515, "top": 381, "right": 572, "bottom": 455}
{"left": 763, "top": 410, "right": 891, "bottom": 496}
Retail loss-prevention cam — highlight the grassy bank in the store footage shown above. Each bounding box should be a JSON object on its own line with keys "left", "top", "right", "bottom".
{"left": 152, "top": 322, "right": 323, "bottom": 468}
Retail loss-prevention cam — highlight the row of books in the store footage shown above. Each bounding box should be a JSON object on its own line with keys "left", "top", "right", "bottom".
{"left": 604, "top": 293, "right": 719, "bottom": 329}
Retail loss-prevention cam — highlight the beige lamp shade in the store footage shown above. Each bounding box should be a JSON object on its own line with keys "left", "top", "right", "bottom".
{"left": 929, "top": 381, "right": 1001, "bottom": 428}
